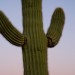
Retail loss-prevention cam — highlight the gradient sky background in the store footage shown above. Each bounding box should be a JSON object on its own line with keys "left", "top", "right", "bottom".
{"left": 0, "top": 0, "right": 75, "bottom": 75}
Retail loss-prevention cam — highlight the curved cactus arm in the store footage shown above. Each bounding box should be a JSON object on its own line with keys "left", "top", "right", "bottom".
{"left": 0, "top": 11, "right": 26, "bottom": 46}
{"left": 46, "top": 8, "right": 65, "bottom": 48}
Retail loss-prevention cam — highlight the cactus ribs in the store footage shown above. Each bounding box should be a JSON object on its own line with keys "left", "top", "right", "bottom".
{"left": 0, "top": 0, "right": 65, "bottom": 75}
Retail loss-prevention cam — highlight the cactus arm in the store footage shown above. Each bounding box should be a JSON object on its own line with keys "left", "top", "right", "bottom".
{"left": 0, "top": 11, "right": 26, "bottom": 46}
{"left": 46, "top": 8, "right": 65, "bottom": 48}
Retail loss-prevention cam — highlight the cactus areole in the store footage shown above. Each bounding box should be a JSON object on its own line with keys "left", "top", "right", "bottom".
{"left": 0, "top": 0, "right": 65, "bottom": 75}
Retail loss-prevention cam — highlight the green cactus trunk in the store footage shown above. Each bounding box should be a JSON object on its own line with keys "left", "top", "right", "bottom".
{"left": 22, "top": 0, "right": 48, "bottom": 75}
{"left": 0, "top": 0, "right": 65, "bottom": 75}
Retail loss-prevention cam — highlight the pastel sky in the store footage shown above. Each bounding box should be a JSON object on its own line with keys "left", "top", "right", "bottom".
{"left": 0, "top": 0, "right": 75, "bottom": 75}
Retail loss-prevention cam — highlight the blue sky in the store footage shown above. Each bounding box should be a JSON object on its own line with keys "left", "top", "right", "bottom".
{"left": 0, "top": 0, "right": 75, "bottom": 75}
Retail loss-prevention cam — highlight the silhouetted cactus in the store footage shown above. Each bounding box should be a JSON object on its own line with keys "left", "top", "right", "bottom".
{"left": 0, "top": 0, "right": 65, "bottom": 75}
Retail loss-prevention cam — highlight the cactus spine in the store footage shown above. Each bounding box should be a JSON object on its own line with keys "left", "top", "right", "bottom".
{"left": 0, "top": 0, "right": 65, "bottom": 75}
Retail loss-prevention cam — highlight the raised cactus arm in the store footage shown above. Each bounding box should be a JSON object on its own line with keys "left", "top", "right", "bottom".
{"left": 46, "top": 8, "right": 65, "bottom": 48}
{"left": 0, "top": 11, "right": 26, "bottom": 46}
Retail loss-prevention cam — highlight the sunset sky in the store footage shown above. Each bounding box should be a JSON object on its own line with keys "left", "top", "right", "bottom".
{"left": 0, "top": 0, "right": 75, "bottom": 75}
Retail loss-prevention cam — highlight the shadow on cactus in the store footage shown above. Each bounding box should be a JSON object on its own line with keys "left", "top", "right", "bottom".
{"left": 0, "top": 0, "right": 65, "bottom": 75}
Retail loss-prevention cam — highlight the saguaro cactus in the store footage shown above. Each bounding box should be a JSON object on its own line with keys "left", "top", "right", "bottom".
{"left": 0, "top": 0, "right": 65, "bottom": 75}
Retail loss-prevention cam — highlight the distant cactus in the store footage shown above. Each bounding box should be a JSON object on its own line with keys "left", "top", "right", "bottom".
{"left": 0, "top": 0, "right": 65, "bottom": 75}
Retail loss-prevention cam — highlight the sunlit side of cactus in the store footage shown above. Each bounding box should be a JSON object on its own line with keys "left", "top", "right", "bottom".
{"left": 0, "top": 0, "right": 65, "bottom": 75}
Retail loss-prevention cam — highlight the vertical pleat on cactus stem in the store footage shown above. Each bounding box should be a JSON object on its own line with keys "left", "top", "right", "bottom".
{"left": 22, "top": 0, "right": 48, "bottom": 75}
{"left": 0, "top": 0, "right": 65, "bottom": 75}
